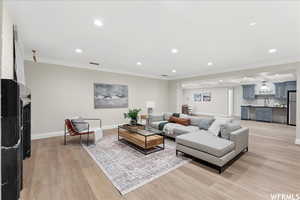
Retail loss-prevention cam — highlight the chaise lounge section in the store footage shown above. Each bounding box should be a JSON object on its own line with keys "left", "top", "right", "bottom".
{"left": 176, "top": 127, "right": 249, "bottom": 173}
{"left": 149, "top": 113, "right": 249, "bottom": 173}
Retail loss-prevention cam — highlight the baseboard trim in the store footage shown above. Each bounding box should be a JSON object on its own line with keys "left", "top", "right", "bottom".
{"left": 295, "top": 139, "right": 300, "bottom": 145}
{"left": 31, "top": 124, "right": 118, "bottom": 140}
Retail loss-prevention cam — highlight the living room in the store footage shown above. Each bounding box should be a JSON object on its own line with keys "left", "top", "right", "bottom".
{"left": 1, "top": 1, "right": 300, "bottom": 200}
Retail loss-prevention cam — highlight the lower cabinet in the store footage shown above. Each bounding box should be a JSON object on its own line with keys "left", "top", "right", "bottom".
{"left": 241, "top": 107, "right": 250, "bottom": 120}
{"left": 256, "top": 108, "right": 272, "bottom": 122}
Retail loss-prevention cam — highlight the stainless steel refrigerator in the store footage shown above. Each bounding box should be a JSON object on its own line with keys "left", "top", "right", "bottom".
{"left": 287, "top": 91, "right": 296, "bottom": 126}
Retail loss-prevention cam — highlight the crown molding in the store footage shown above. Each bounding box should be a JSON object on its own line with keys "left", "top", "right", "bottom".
{"left": 25, "top": 56, "right": 300, "bottom": 81}
{"left": 168, "top": 58, "right": 300, "bottom": 80}
{"left": 24, "top": 56, "right": 168, "bottom": 81}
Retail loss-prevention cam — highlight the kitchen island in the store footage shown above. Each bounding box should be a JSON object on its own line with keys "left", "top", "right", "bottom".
{"left": 241, "top": 105, "right": 287, "bottom": 124}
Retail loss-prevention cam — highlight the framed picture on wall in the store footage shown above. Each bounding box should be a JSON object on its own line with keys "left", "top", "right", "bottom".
{"left": 193, "top": 93, "right": 202, "bottom": 102}
{"left": 203, "top": 92, "right": 211, "bottom": 102}
{"left": 94, "top": 83, "right": 128, "bottom": 109}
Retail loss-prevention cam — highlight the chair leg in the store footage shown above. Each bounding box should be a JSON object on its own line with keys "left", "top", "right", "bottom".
{"left": 64, "top": 124, "right": 67, "bottom": 145}
{"left": 87, "top": 133, "right": 89, "bottom": 146}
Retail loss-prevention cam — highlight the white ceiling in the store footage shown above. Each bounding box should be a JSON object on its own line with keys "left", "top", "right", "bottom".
{"left": 6, "top": 1, "right": 300, "bottom": 80}
{"left": 181, "top": 72, "right": 296, "bottom": 89}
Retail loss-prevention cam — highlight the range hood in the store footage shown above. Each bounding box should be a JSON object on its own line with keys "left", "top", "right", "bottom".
{"left": 258, "top": 81, "right": 273, "bottom": 95}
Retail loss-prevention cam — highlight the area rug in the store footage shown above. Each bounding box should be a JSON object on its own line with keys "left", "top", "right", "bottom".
{"left": 83, "top": 133, "right": 191, "bottom": 195}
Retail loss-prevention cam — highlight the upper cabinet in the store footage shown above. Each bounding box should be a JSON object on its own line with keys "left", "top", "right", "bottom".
{"left": 285, "top": 81, "right": 296, "bottom": 91}
{"left": 242, "top": 85, "right": 256, "bottom": 100}
{"left": 275, "top": 81, "right": 296, "bottom": 100}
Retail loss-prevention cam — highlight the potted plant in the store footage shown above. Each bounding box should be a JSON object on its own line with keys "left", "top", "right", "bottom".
{"left": 124, "top": 108, "right": 142, "bottom": 125}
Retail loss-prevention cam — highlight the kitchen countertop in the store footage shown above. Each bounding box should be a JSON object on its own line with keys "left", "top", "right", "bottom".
{"left": 241, "top": 105, "right": 287, "bottom": 109}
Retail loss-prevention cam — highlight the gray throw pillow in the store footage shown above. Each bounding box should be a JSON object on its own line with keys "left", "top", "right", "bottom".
{"left": 189, "top": 116, "right": 202, "bottom": 126}
{"left": 220, "top": 121, "right": 241, "bottom": 140}
{"left": 149, "top": 114, "right": 164, "bottom": 122}
{"left": 71, "top": 117, "right": 88, "bottom": 132}
{"left": 198, "top": 118, "right": 215, "bottom": 130}
{"left": 163, "top": 112, "right": 173, "bottom": 121}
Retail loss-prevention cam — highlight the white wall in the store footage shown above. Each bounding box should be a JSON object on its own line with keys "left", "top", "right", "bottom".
{"left": 25, "top": 61, "right": 169, "bottom": 136}
{"left": 1, "top": 2, "right": 13, "bottom": 79}
{"left": 183, "top": 87, "right": 229, "bottom": 116}
{"left": 233, "top": 86, "right": 242, "bottom": 117}
{"left": 296, "top": 67, "right": 300, "bottom": 145}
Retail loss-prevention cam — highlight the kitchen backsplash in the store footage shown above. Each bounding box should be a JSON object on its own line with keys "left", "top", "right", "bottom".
{"left": 242, "top": 96, "right": 286, "bottom": 107}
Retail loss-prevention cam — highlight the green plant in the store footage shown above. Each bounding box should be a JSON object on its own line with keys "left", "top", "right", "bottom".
{"left": 124, "top": 108, "right": 142, "bottom": 124}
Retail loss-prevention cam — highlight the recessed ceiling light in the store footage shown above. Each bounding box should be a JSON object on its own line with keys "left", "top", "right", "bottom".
{"left": 219, "top": 80, "right": 223, "bottom": 83}
{"left": 94, "top": 19, "right": 103, "bottom": 27}
{"left": 172, "top": 69, "right": 176, "bottom": 73}
{"left": 249, "top": 22, "right": 257, "bottom": 26}
{"left": 136, "top": 62, "right": 142, "bottom": 66}
{"left": 207, "top": 62, "right": 213, "bottom": 66}
{"left": 268, "top": 49, "right": 277, "bottom": 53}
{"left": 75, "top": 48, "right": 83, "bottom": 53}
{"left": 171, "top": 48, "right": 178, "bottom": 54}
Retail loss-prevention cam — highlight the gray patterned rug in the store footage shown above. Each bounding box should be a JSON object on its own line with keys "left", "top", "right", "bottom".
{"left": 83, "top": 133, "right": 191, "bottom": 195}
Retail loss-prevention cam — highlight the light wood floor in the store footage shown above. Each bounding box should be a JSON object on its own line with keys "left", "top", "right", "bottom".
{"left": 21, "top": 121, "right": 300, "bottom": 200}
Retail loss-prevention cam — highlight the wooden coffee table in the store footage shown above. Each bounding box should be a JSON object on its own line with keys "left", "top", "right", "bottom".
{"left": 118, "top": 124, "right": 165, "bottom": 155}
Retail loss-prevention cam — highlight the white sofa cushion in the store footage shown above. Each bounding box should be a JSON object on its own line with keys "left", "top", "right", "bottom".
{"left": 208, "top": 117, "right": 233, "bottom": 136}
{"left": 176, "top": 131, "right": 235, "bottom": 157}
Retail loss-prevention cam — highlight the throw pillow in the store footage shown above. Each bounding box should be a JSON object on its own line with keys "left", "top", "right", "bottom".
{"left": 169, "top": 116, "right": 191, "bottom": 126}
{"left": 189, "top": 116, "right": 202, "bottom": 126}
{"left": 71, "top": 117, "right": 88, "bottom": 132}
{"left": 198, "top": 118, "right": 215, "bottom": 130}
{"left": 149, "top": 114, "right": 164, "bottom": 122}
{"left": 208, "top": 118, "right": 232, "bottom": 136}
{"left": 220, "top": 121, "right": 241, "bottom": 140}
{"left": 163, "top": 112, "right": 173, "bottom": 121}
{"left": 180, "top": 114, "right": 189, "bottom": 119}
{"left": 172, "top": 113, "right": 180, "bottom": 118}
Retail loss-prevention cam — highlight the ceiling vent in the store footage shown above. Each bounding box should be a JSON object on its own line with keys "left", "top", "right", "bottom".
{"left": 161, "top": 74, "right": 168, "bottom": 77}
{"left": 89, "top": 62, "right": 100, "bottom": 66}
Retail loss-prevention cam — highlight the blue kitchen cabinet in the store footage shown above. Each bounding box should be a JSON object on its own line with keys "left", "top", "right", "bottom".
{"left": 256, "top": 107, "right": 272, "bottom": 122}
{"left": 286, "top": 81, "right": 296, "bottom": 92}
{"left": 275, "top": 81, "right": 297, "bottom": 100}
{"left": 241, "top": 107, "right": 250, "bottom": 120}
{"left": 242, "top": 85, "right": 255, "bottom": 100}
{"left": 275, "top": 82, "right": 286, "bottom": 99}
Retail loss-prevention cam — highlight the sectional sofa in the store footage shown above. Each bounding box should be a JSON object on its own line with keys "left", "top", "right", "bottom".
{"left": 149, "top": 113, "right": 249, "bottom": 173}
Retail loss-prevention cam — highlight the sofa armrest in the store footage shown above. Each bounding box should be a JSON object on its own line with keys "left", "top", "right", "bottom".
{"left": 149, "top": 114, "right": 164, "bottom": 123}
{"left": 230, "top": 127, "right": 249, "bottom": 153}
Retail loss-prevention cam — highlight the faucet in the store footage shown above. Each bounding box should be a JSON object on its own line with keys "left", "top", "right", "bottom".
{"left": 264, "top": 97, "right": 270, "bottom": 107}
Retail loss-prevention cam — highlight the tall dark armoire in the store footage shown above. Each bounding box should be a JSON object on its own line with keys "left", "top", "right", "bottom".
{"left": 1, "top": 79, "right": 22, "bottom": 200}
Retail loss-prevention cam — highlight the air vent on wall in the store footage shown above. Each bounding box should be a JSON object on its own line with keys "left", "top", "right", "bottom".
{"left": 161, "top": 74, "right": 168, "bottom": 77}
{"left": 89, "top": 62, "right": 100, "bottom": 66}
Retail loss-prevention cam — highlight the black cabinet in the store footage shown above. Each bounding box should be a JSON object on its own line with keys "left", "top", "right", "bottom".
{"left": 22, "top": 103, "right": 31, "bottom": 158}
{"left": 1, "top": 79, "right": 22, "bottom": 200}
{"left": 243, "top": 85, "right": 256, "bottom": 100}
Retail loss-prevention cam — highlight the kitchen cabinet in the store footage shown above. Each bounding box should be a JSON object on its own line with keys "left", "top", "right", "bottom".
{"left": 286, "top": 81, "right": 296, "bottom": 92}
{"left": 241, "top": 106, "right": 250, "bottom": 120}
{"left": 275, "top": 81, "right": 297, "bottom": 100}
{"left": 242, "top": 85, "right": 255, "bottom": 100}
{"left": 275, "top": 82, "right": 286, "bottom": 99}
{"left": 255, "top": 107, "right": 272, "bottom": 122}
